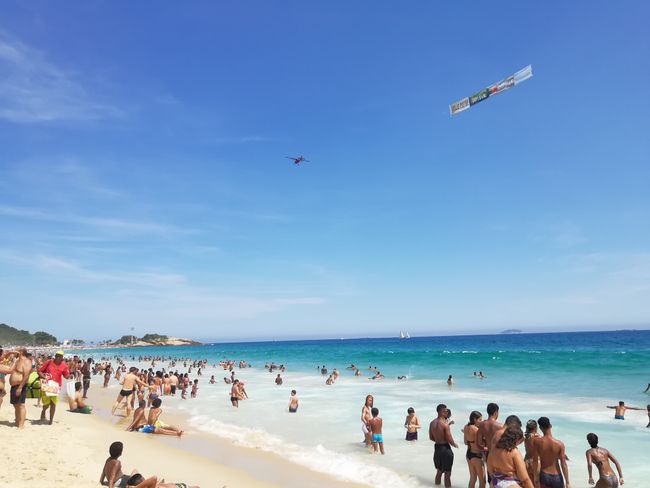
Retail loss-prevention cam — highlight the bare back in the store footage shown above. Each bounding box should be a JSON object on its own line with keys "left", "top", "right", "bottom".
{"left": 535, "top": 436, "right": 564, "bottom": 474}
{"left": 479, "top": 418, "right": 502, "bottom": 451}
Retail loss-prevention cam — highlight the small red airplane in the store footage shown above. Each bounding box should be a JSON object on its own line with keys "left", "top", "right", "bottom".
{"left": 286, "top": 155, "right": 310, "bottom": 165}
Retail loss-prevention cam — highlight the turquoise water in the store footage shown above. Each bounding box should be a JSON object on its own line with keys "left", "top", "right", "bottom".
{"left": 90, "top": 330, "right": 650, "bottom": 399}
{"left": 82, "top": 330, "right": 650, "bottom": 487}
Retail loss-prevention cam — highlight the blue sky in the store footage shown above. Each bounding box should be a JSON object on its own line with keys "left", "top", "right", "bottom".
{"left": 1, "top": 1, "right": 649, "bottom": 341}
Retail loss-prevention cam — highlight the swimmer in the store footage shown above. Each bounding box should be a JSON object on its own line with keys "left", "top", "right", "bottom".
{"left": 606, "top": 401, "right": 643, "bottom": 420}
{"left": 447, "top": 375, "right": 454, "bottom": 386}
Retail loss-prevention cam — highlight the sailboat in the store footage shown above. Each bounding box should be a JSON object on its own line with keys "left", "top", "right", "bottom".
{"left": 399, "top": 331, "right": 411, "bottom": 339}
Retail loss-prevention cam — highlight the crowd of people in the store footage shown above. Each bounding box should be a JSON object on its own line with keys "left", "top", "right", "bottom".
{"left": 2, "top": 347, "right": 648, "bottom": 487}
{"left": 358, "top": 394, "right": 648, "bottom": 488}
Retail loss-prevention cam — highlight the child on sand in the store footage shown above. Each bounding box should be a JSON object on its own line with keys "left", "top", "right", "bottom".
{"left": 368, "top": 407, "right": 385, "bottom": 454}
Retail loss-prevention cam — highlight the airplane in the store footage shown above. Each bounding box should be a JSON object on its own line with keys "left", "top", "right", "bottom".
{"left": 285, "top": 155, "right": 310, "bottom": 165}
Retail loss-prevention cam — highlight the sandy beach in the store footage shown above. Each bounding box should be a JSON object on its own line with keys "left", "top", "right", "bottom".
{"left": 0, "top": 384, "right": 366, "bottom": 488}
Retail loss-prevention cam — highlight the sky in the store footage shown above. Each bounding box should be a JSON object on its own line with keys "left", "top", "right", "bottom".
{"left": 1, "top": 1, "right": 649, "bottom": 342}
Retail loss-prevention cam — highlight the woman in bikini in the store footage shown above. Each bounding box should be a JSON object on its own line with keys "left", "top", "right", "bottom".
{"left": 124, "top": 473, "right": 199, "bottom": 487}
{"left": 464, "top": 410, "right": 486, "bottom": 488}
{"left": 361, "top": 394, "right": 374, "bottom": 447}
{"left": 523, "top": 419, "right": 539, "bottom": 483}
{"left": 585, "top": 433, "right": 623, "bottom": 487}
{"left": 487, "top": 425, "right": 534, "bottom": 488}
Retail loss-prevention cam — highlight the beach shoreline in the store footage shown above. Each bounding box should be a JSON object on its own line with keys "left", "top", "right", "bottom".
{"left": 0, "top": 380, "right": 367, "bottom": 488}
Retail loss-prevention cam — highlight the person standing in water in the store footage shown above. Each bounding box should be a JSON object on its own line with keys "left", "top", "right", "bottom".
{"left": 487, "top": 425, "right": 534, "bottom": 488}
{"left": 361, "top": 394, "right": 374, "bottom": 447}
{"left": 606, "top": 401, "right": 643, "bottom": 420}
{"left": 585, "top": 433, "right": 623, "bottom": 487}
{"left": 368, "top": 407, "right": 384, "bottom": 455}
{"left": 404, "top": 407, "right": 421, "bottom": 441}
{"left": 524, "top": 419, "right": 540, "bottom": 483}
{"left": 477, "top": 402, "right": 502, "bottom": 483}
{"left": 532, "top": 416, "right": 570, "bottom": 488}
{"left": 429, "top": 404, "right": 458, "bottom": 488}
{"left": 463, "top": 410, "right": 486, "bottom": 488}
{"left": 288, "top": 390, "right": 299, "bottom": 412}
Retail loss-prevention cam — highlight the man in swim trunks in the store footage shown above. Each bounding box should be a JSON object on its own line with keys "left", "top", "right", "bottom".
{"left": 532, "top": 417, "right": 570, "bottom": 488}
{"left": 368, "top": 407, "right": 385, "bottom": 454}
{"left": 170, "top": 372, "right": 179, "bottom": 395}
{"left": 230, "top": 379, "right": 241, "bottom": 407}
{"left": 606, "top": 401, "right": 643, "bottom": 420}
{"left": 38, "top": 350, "right": 69, "bottom": 425}
{"left": 8, "top": 348, "right": 32, "bottom": 428}
{"left": 429, "top": 403, "right": 458, "bottom": 487}
{"left": 477, "top": 402, "right": 502, "bottom": 482}
{"left": 112, "top": 367, "right": 147, "bottom": 417}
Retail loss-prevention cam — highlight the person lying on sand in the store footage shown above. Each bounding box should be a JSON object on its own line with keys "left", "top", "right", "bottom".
{"left": 125, "top": 473, "right": 200, "bottom": 487}
{"left": 100, "top": 441, "right": 133, "bottom": 488}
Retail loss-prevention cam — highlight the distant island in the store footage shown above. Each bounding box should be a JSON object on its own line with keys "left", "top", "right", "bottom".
{"left": 112, "top": 333, "right": 201, "bottom": 347}
{"left": 500, "top": 329, "right": 523, "bottom": 334}
{"left": 1, "top": 322, "right": 200, "bottom": 348}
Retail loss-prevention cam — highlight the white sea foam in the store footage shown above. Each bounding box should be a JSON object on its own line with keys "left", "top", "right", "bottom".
{"left": 189, "top": 414, "right": 422, "bottom": 488}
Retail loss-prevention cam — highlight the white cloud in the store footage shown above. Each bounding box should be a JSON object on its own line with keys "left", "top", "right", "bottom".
{"left": 0, "top": 204, "right": 188, "bottom": 236}
{"left": 0, "top": 32, "right": 121, "bottom": 123}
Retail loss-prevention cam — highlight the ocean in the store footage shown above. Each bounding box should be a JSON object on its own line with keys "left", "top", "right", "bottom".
{"left": 80, "top": 330, "right": 650, "bottom": 487}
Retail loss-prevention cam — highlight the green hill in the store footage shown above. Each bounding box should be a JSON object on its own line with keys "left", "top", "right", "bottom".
{"left": 0, "top": 323, "right": 58, "bottom": 346}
